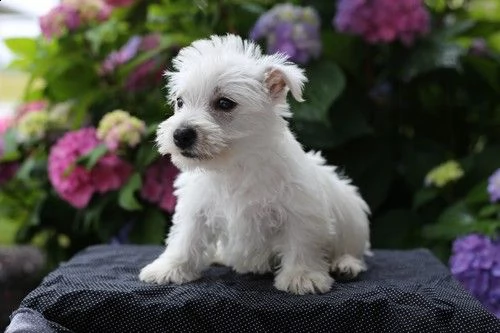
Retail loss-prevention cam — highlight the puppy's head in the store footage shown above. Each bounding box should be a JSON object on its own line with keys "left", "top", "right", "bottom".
{"left": 157, "top": 34, "right": 307, "bottom": 170}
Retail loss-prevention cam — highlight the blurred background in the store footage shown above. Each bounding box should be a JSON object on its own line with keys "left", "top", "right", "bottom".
{"left": 0, "top": 0, "right": 499, "bottom": 325}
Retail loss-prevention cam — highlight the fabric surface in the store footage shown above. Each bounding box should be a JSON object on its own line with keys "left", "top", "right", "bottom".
{"left": 7, "top": 245, "right": 500, "bottom": 333}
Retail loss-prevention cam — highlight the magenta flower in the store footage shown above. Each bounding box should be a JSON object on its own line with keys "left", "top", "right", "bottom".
{"left": 48, "top": 128, "right": 133, "bottom": 209}
{"left": 333, "top": 0, "right": 430, "bottom": 46}
{"left": 105, "top": 0, "right": 136, "bottom": 7}
{"left": 250, "top": 4, "right": 321, "bottom": 64}
{"left": 488, "top": 169, "right": 500, "bottom": 203}
{"left": 125, "top": 59, "right": 163, "bottom": 92}
{"left": 141, "top": 157, "right": 178, "bottom": 213}
{"left": 40, "top": 4, "right": 81, "bottom": 39}
{"left": 450, "top": 234, "right": 500, "bottom": 318}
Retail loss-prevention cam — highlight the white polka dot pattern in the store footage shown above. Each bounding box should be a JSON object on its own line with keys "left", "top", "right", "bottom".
{"left": 8, "top": 246, "right": 500, "bottom": 333}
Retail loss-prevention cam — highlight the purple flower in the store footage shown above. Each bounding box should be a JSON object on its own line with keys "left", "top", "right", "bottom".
{"left": 40, "top": 4, "right": 81, "bottom": 39}
{"left": 100, "top": 34, "right": 161, "bottom": 75}
{"left": 100, "top": 36, "right": 142, "bottom": 75}
{"left": 488, "top": 169, "right": 500, "bottom": 202}
{"left": 450, "top": 234, "right": 500, "bottom": 318}
{"left": 250, "top": 4, "right": 321, "bottom": 64}
{"left": 333, "top": 0, "right": 430, "bottom": 46}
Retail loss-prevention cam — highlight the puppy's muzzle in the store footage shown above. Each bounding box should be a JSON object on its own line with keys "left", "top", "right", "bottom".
{"left": 173, "top": 127, "right": 197, "bottom": 150}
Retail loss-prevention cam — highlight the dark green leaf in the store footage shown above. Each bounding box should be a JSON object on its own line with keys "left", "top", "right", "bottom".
{"left": 128, "top": 209, "right": 167, "bottom": 244}
{"left": 135, "top": 145, "right": 159, "bottom": 170}
{"left": 118, "top": 173, "right": 143, "bottom": 211}
{"left": 401, "top": 41, "right": 466, "bottom": 80}
{"left": 465, "top": 180, "right": 489, "bottom": 204}
{"left": 478, "top": 204, "right": 500, "bottom": 218}
{"left": 412, "top": 187, "right": 439, "bottom": 209}
{"left": 290, "top": 61, "right": 346, "bottom": 123}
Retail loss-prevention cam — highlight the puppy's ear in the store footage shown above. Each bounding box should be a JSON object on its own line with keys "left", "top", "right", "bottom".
{"left": 264, "top": 64, "right": 307, "bottom": 102}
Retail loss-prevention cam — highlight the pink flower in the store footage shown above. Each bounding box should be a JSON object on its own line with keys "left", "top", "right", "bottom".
{"left": 139, "top": 33, "right": 161, "bottom": 52}
{"left": 333, "top": 0, "right": 430, "bottom": 46}
{"left": 125, "top": 59, "right": 163, "bottom": 92}
{"left": 48, "top": 128, "right": 133, "bottom": 208}
{"left": 40, "top": 4, "right": 81, "bottom": 39}
{"left": 0, "top": 116, "right": 14, "bottom": 135}
{"left": 15, "top": 100, "right": 47, "bottom": 122}
{"left": 141, "top": 157, "right": 179, "bottom": 213}
{"left": 105, "top": 0, "right": 136, "bottom": 7}
{"left": 40, "top": 0, "right": 111, "bottom": 40}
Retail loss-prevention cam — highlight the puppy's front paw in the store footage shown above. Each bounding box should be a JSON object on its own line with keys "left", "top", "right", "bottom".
{"left": 274, "top": 269, "right": 333, "bottom": 295}
{"left": 139, "top": 259, "right": 199, "bottom": 285}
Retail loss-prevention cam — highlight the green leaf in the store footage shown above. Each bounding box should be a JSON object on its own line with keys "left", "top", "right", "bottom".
{"left": 478, "top": 204, "right": 500, "bottom": 218}
{"left": 463, "top": 56, "right": 500, "bottom": 93}
{"left": 423, "top": 202, "right": 479, "bottom": 240}
{"left": 145, "top": 122, "right": 159, "bottom": 137}
{"left": 401, "top": 41, "right": 466, "bottom": 80}
{"left": 468, "top": 0, "right": 500, "bottom": 21}
{"left": 465, "top": 180, "right": 489, "bottom": 204}
{"left": 128, "top": 209, "right": 167, "bottom": 244}
{"left": 16, "top": 157, "right": 37, "bottom": 181}
{"left": 4, "top": 38, "right": 36, "bottom": 57}
{"left": 412, "top": 187, "right": 439, "bottom": 209}
{"left": 76, "top": 144, "right": 108, "bottom": 170}
{"left": 118, "top": 173, "right": 143, "bottom": 211}
{"left": 135, "top": 145, "right": 159, "bottom": 170}
{"left": 290, "top": 61, "right": 346, "bottom": 123}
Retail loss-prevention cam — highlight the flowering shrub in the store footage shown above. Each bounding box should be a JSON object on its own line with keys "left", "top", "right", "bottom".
{"left": 250, "top": 4, "right": 322, "bottom": 64}
{"left": 333, "top": 0, "right": 430, "bottom": 45}
{"left": 2, "top": 1, "right": 500, "bottom": 313}
{"left": 450, "top": 234, "right": 500, "bottom": 317}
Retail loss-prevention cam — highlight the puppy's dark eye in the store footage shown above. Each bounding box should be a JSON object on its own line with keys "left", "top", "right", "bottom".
{"left": 216, "top": 98, "right": 237, "bottom": 111}
{"left": 176, "top": 98, "right": 184, "bottom": 109}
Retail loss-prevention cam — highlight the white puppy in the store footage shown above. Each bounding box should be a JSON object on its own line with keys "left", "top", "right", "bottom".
{"left": 139, "top": 34, "right": 371, "bottom": 294}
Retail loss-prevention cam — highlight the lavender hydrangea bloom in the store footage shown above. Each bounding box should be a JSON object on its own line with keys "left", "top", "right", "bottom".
{"left": 488, "top": 169, "right": 500, "bottom": 202}
{"left": 333, "top": 0, "right": 430, "bottom": 46}
{"left": 450, "top": 234, "right": 500, "bottom": 318}
{"left": 100, "top": 36, "right": 142, "bottom": 75}
{"left": 250, "top": 4, "right": 321, "bottom": 64}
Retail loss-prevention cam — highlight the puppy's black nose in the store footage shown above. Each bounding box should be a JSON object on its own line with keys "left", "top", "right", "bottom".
{"left": 173, "top": 127, "right": 197, "bottom": 149}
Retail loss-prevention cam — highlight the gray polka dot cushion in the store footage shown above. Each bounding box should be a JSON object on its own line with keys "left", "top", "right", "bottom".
{"left": 7, "top": 245, "right": 500, "bottom": 333}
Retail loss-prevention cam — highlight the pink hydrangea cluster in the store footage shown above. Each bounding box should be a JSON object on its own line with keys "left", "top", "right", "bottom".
{"left": 333, "top": 0, "right": 430, "bottom": 46}
{"left": 40, "top": 0, "right": 111, "bottom": 39}
{"left": 105, "top": 0, "right": 136, "bottom": 7}
{"left": 48, "top": 128, "right": 132, "bottom": 208}
{"left": 140, "top": 157, "right": 178, "bottom": 213}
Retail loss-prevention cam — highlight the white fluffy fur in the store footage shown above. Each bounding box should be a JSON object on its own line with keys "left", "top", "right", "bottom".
{"left": 139, "top": 34, "right": 371, "bottom": 294}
